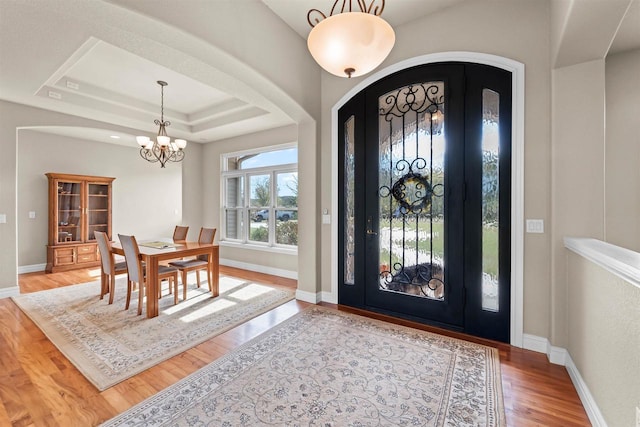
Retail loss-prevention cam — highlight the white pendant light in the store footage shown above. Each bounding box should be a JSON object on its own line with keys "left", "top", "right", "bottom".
{"left": 307, "top": 1, "right": 395, "bottom": 78}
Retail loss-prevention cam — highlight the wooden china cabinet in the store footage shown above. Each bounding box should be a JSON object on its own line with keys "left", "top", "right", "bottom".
{"left": 45, "top": 173, "right": 115, "bottom": 273}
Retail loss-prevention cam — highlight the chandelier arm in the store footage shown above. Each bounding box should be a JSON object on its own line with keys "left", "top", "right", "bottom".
{"left": 331, "top": 0, "right": 342, "bottom": 16}
{"left": 368, "top": 0, "right": 385, "bottom": 15}
{"left": 140, "top": 148, "right": 159, "bottom": 163}
{"left": 307, "top": 9, "right": 327, "bottom": 27}
{"left": 307, "top": 0, "right": 385, "bottom": 28}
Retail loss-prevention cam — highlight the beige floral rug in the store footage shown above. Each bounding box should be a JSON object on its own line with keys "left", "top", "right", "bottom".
{"left": 103, "top": 306, "right": 505, "bottom": 426}
{"left": 12, "top": 275, "right": 294, "bottom": 391}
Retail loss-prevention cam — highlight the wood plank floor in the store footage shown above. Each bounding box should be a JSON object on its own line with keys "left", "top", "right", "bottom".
{"left": 0, "top": 267, "right": 590, "bottom": 426}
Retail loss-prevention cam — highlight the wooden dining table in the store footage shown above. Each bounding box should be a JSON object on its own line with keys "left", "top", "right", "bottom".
{"left": 112, "top": 240, "right": 219, "bottom": 318}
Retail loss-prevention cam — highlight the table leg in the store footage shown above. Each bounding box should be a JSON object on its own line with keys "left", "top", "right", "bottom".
{"left": 210, "top": 246, "right": 219, "bottom": 297}
{"left": 146, "top": 255, "right": 159, "bottom": 318}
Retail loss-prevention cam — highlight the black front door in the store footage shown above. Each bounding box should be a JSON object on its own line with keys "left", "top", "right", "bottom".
{"left": 338, "top": 62, "right": 512, "bottom": 342}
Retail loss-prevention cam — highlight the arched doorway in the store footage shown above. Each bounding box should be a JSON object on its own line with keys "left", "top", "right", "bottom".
{"left": 337, "top": 62, "right": 512, "bottom": 342}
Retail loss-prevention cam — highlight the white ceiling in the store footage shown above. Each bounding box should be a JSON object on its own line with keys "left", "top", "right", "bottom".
{"left": 0, "top": 0, "right": 638, "bottom": 147}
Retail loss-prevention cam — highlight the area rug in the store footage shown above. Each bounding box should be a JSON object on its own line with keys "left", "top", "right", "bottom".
{"left": 12, "top": 275, "right": 294, "bottom": 391}
{"left": 102, "top": 306, "right": 505, "bottom": 426}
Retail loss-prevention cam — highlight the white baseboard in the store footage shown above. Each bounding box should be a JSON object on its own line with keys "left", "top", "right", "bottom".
{"left": 0, "top": 285, "right": 20, "bottom": 299}
{"left": 522, "top": 333, "right": 567, "bottom": 365}
{"left": 522, "top": 333, "right": 549, "bottom": 354}
{"left": 565, "top": 354, "right": 608, "bottom": 427}
{"left": 18, "top": 263, "right": 46, "bottom": 274}
{"left": 321, "top": 290, "right": 337, "bottom": 304}
{"left": 548, "top": 345, "right": 568, "bottom": 366}
{"left": 295, "top": 289, "right": 320, "bottom": 304}
{"left": 523, "top": 333, "right": 606, "bottom": 426}
{"left": 219, "top": 258, "right": 298, "bottom": 280}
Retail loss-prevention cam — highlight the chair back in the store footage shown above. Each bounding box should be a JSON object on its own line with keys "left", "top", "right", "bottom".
{"left": 94, "top": 231, "right": 113, "bottom": 273}
{"left": 118, "top": 234, "right": 144, "bottom": 283}
{"left": 196, "top": 227, "right": 216, "bottom": 261}
{"left": 173, "top": 225, "right": 189, "bottom": 242}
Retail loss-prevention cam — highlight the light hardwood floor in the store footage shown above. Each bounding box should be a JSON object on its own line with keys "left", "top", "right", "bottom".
{"left": 1, "top": 267, "right": 590, "bottom": 426}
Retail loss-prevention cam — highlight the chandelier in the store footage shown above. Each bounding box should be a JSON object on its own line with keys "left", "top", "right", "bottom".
{"left": 136, "top": 81, "right": 186, "bottom": 168}
{"left": 307, "top": 0, "right": 395, "bottom": 78}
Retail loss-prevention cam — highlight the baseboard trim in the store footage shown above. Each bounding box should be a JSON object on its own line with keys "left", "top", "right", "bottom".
{"left": 219, "top": 258, "right": 298, "bottom": 280}
{"left": 0, "top": 285, "right": 20, "bottom": 299}
{"left": 522, "top": 333, "right": 549, "bottom": 354}
{"left": 295, "top": 289, "right": 320, "bottom": 304}
{"left": 523, "top": 333, "right": 606, "bottom": 426}
{"left": 565, "top": 354, "right": 608, "bottom": 427}
{"left": 18, "top": 263, "right": 46, "bottom": 274}
{"left": 320, "top": 291, "right": 337, "bottom": 304}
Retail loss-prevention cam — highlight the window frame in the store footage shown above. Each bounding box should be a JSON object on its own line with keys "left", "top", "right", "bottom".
{"left": 221, "top": 144, "right": 298, "bottom": 253}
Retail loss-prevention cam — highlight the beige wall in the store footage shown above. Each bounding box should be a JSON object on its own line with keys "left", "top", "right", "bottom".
{"left": 551, "top": 59, "right": 606, "bottom": 347}
{"left": 203, "top": 125, "right": 298, "bottom": 274}
{"left": 319, "top": 0, "right": 552, "bottom": 337}
{"left": 567, "top": 252, "right": 640, "bottom": 426}
{"left": 0, "top": 100, "right": 184, "bottom": 289}
{"left": 17, "top": 130, "right": 184, "bottom": 267}
{"left": 605, "top": 49, "right": 640, "bottom": 251}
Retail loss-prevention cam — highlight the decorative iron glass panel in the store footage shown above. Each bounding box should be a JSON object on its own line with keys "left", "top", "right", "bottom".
{"left": 344, "top": 116, "right": 355, "bottom": 285}
{"left": 481, "top": 89, "right": 500, "bottom": 312}
{"left": 378, "top": 82, "right": 446, "bottom": 300}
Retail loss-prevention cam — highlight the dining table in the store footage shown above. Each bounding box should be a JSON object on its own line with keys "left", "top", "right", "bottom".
{"left": 112, "top": 240, "right": 219, "bottom": 318}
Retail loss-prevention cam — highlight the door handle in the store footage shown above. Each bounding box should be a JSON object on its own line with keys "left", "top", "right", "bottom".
{"left": 366, "top": 216, "right": 377, "bottom": 235}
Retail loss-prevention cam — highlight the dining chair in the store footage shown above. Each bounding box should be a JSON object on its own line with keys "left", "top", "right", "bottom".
{"left": 118, "top": 234, "right": 180, "bottom": 315}
{"left": 169, "top": 227, "right": 216, "bottom": 298}
{"left": 95, "top": 231, "right": 128, "bottom": 304}
{"left": 173, "top": 225, "right": 189, "bottom": 243}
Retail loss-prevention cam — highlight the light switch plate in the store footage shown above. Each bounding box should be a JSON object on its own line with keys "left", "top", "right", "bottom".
{"left": 526, "top": 219, "right": 544, "bottom": 233}
{"left": 322, "top": 214, "right": 331, "bottom": 224}
{"left": 0, "top": 213, "right": 6, "bottom": 224}
{"left": 29, "top": 211, "right": 36, "bottom": 219}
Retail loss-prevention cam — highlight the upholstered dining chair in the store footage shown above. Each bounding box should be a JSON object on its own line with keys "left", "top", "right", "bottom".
{"left": 95, "top": 231, "right": 128, "bottom": 304}
{"left": 118, "top": 234, "right": 181, "bottom": 315}
{"left": 173, "top": 225, "right": 189, "bottom": 243}
{"left": 169, "top": 227, "right": 216, "bottom": 299}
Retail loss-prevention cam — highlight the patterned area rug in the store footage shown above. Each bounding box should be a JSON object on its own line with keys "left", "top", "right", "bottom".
{"left": 12, "top": 275, "right": 294, "bottom": 391}
{"left": 103, "top": 306, "right": 505, "bottom": 426}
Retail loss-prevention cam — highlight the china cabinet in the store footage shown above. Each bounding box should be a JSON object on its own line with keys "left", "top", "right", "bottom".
{"left": 45, "top": 173, "right": 115, "bottom": 273}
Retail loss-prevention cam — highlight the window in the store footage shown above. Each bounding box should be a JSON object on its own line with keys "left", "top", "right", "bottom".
{"left": 222, "top": 145, "right": 298, "bottom": 250}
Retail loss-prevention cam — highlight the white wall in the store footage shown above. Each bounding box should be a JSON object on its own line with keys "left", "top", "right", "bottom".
{"left": 17, "top": 130, "right": 183, "bottom": 268}
{"left": 605, "top": 49, "right": 640, "bottom": 251}
{"left": 319, "top": 0, "right": 552, "bottom": 337}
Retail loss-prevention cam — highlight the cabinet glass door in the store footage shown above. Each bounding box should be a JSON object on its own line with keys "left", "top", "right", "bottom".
{"left": 87, "top": 183, "right": 109, "bottom": 241}
{"left": 57, "top": 180, "right": 82, "bottom": 243}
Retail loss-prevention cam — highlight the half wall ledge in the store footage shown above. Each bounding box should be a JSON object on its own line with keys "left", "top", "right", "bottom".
{"left": 564, "top": 237, "right": 640, "bottom": 290}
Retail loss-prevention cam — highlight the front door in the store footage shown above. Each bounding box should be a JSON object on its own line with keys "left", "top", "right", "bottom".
{"left": 338, "top": 62, "right": 512, "bottom": 342}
